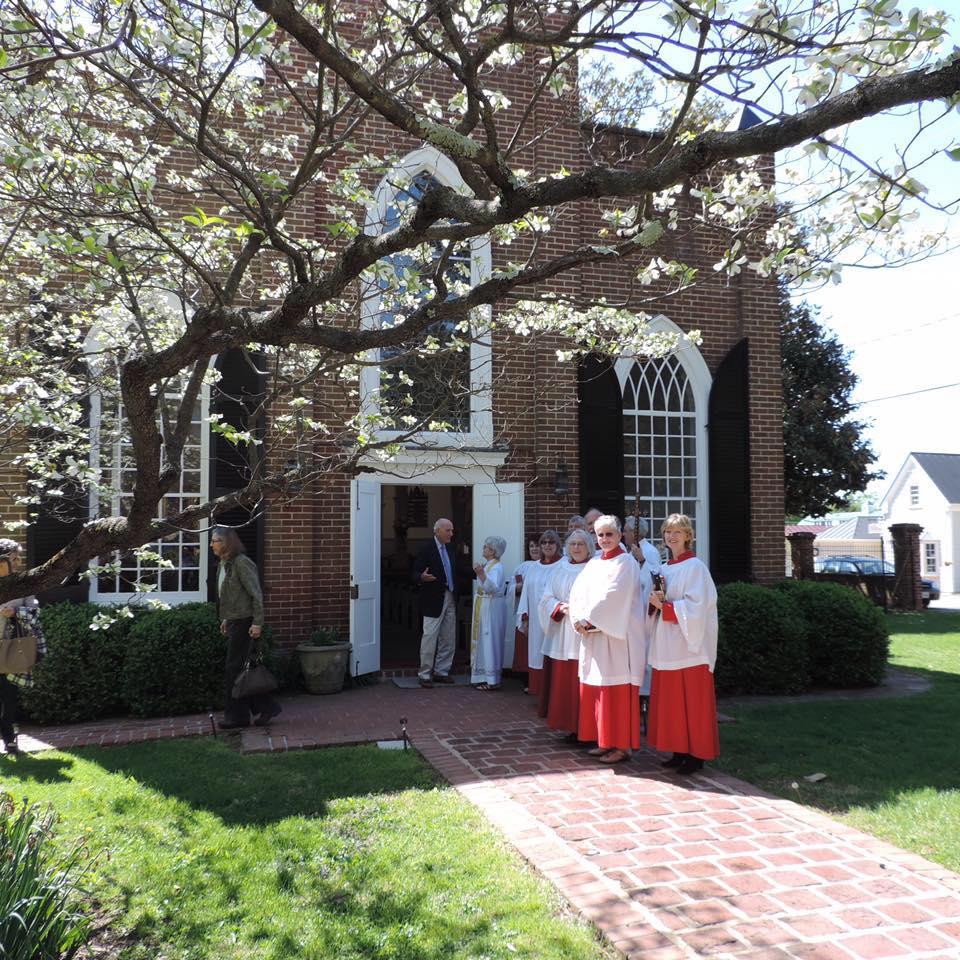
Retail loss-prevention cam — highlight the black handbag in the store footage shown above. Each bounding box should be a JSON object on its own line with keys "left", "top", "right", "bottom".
{"left": 232, "top": 657, "right": 278, "bottom": 699}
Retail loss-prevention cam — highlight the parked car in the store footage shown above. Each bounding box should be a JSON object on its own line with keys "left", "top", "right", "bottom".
{"left": 815, "top": 555, "right": 939, "bottom": 606}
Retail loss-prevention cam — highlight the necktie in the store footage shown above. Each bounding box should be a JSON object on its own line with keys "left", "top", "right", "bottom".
{"left": 440, "top": 543, "right": 454, "bottom": 592}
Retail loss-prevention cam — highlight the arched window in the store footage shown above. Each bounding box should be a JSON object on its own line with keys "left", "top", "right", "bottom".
{"left": 362, "top": 148, "right": 493, "bottom": 447}
{"left": 616, "top": 318, "right": 711, "bottom": 556}
{"left": 378, "top": 172, "right": 472, "bottom": 432}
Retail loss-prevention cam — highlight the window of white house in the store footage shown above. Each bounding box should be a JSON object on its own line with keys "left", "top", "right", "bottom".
{"left": 363, "top": 148, "right": 493, "bottom": 448}
{"left": 89, "top": 378, "right": 210, "bottom": 603}
{"left": 622, "top": 353, "right": 699, "bottom": 543}
{"left": 909, "top": 484, "right": 920, "bottom": 507}
{"left": 924, "top": 541, "right": 937, "bottom": 575}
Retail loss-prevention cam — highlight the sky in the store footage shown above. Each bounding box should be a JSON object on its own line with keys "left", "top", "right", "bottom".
{"left": 803, "top": 246, "right": 960, "bottom": 506}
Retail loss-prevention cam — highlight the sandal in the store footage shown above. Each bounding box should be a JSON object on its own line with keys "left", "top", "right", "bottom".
{"left": 587, "top": 746, "right": 610, "bottom": 757}
{"left": 475, "top": 683, "right": 489, "bottom": 691}
{"left": 598, "top": 749, "right": 630, "bottom": 764}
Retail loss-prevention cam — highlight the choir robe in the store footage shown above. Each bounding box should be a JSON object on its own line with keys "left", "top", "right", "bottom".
{"left": 510, "top": 559, "right": 539, "bottom": 674}
{"left": 647, "top": 552, "right": 720, "bottom": 761}
{"left": 569, "top": 547, "right": 647, "bottom": 751}
{"left": 536, "top": 557, "right": 589, "bottom": 731}
{"left": 515, "top": 556, "right": 561, "bottom": 695}
{"left": 470, "top": 559, "right": 508, "bottom": 686}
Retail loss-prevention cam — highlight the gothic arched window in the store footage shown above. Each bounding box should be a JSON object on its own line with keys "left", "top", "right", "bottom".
{"left": 622, "top": 353, "right": 699, "bottom": 543}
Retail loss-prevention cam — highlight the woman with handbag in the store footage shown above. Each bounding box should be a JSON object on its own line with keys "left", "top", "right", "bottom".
{"left": 211, "top": 526, "right": 280, "bottom": 730}
{"left": 0, "top": 539, "right": 46, "bottom": 757}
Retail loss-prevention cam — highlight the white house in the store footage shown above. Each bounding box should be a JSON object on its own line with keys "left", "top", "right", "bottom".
{"left": 881, "top": 452, "right": 960, "bottom": 594}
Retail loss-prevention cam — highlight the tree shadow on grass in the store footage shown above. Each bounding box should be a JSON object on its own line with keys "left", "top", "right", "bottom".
{"left": 0, "top": 752, "right": 75, "bottom": 784}
{"left": 717, "top": 668, "right": 960, "bottom": 814}
{"left": 77, "top": 738, "right": 439, "bottom": 826}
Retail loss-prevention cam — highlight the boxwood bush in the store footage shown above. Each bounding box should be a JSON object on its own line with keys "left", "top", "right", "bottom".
{"left": 23, "top": 604, "right": 136, "bottom": 724}
{"left": 773, "top": 579, "right": 889, "bottom": 687}
{"left": 715, "top": 582, "right": 810, "bottom": 696}
{"left": 23, "top": 601, "right": 282, "bottom": 723}
{"left": 122, "top": 602, "right": 229, "bottom": 717}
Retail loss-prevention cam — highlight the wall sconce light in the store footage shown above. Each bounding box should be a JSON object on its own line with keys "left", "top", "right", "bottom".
{"left": 554, "top": 463, "right": 571, "bottom": 498}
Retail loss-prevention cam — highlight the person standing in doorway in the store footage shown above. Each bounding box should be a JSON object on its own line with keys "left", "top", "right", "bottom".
{"left": 413, "top": 517, "right": 458, "bottom": 688}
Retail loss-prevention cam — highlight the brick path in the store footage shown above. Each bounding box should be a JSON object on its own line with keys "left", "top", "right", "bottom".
{"left": 14, "top": 680, "right": 960, "bottom": 959}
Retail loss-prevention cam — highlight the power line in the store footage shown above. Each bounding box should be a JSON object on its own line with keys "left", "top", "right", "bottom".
{"left": 859, "top": 381, "right": 960, "bottom": 405}
{"left": 847, "top": 310, "right": 960, "bottom": 347}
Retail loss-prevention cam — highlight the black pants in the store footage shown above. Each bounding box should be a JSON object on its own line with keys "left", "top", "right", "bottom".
{"left": 0, "top": 675, "right": 19, "bottom": 746}
{"left": 223, "top": 618, "right": 278, "bottom": 723}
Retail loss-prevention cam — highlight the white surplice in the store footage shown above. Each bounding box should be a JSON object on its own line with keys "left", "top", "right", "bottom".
{"left": 537, "top": 558, "right": 588, "bottom": 662}
{"left": 649, "top": 555, "right": 718, "bottom": 672}
{"left": 516, "top": 558, "right": 560, "bottom": 671}
{"left": 470, "top": 559, "right": 508, "bottom": 685}
{"left": 569, "top": 550, "right": 647, "bottom": 687}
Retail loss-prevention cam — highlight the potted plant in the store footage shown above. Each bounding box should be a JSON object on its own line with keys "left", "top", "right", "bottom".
{"left": 296, "top": 627, "right": 351, "bottom": 695}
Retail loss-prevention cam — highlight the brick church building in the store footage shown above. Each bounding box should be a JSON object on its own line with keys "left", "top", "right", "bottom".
{"left": 19, "top": 20, "right": 784, "bottom": 676}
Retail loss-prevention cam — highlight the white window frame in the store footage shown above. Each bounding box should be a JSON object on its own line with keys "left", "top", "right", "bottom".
{"left": 84, "top": 322, "right": 213, "bottom": 606}
{"left": 909, "top": 484, "right": 920, "bottom": 507}
{"left": 924, "top": 541, "right": 938, "bottom": 575}
{"left": 360, "top": 147, "right": 494, "bottom": 448}
{"left": 614, "top": 315, "right": 712, "bottom": 561}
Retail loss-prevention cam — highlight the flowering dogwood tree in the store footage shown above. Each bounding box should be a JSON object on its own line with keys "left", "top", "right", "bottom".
{"left": 0, "top": 0, "right": 958, "bottom": 602}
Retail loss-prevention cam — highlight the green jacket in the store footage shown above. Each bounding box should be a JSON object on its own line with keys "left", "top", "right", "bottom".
{"left": 217, "top": 554, "right": 264, "bottom": 626}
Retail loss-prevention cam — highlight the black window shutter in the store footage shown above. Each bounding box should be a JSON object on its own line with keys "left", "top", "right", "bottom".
{"left": 207, "top": 348, "right": 266, "bottom": 600}
{"left": 577, "top": 355, "right": 624, "bottom": 517}
{"left": 708, "top": 338, "right": 752, "bottom": 583}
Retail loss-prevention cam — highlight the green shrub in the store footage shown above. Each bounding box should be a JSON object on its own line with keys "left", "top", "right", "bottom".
{"left": 22, "top": 603, "right": 136, "bottom": 724}
{"left": 264, "top": 647, "right": 302, "bottom": 692}
{"left": 122, "top": 603, "right": 228, "bottom": 717}
{"left": 0, "top": 792, "right": 92, "bottom": 960}
{"left": 715, "top": 582, "right": 810, "bottom": 696}
{"left": 773, "top": 579, "right": 889, "bottom": 687}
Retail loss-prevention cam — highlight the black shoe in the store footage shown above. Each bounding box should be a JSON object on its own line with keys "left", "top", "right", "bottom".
{"left": 660, "top": 753, "right": 687, "bottom": 768}
{"left": 562, "top": 732, "right": 579, "bottom": 744}
{"left": 254, "top": 704, "right": 282, "bottom": 727}
{"left": 3, "top": 740, "right": 19, "bottom": 756}
{"left": 218, "top": 719, "right": 250, "bottom": 730}
{"left": 676, "top": 756, "right": 704, "bottom": 775}
{"left": 432, "top": 674, "right": 455, "bottom": 685}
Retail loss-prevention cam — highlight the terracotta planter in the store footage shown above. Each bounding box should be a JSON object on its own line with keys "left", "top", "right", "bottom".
{"left": 296, "top": 641, "right": 351, "bottom": 695}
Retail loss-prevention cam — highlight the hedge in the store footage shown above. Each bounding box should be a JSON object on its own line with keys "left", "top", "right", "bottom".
{"left": 23, "top": 604, "right": 136, "bottom": 724}
{"left": 23, "top": 601, "right": 283, "bottom": 723}
{"left": 772, "top": 579, "right": 889, "bottom": 687}
{"left": 715, "top": 582, "right": 810, "bottom": 696}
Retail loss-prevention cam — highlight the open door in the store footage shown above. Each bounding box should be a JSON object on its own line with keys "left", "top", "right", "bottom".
{"left": 350, "top": 474, "right": 381, "bottom": 676}
{"left": 472, "top": 482, "right": 524, "bottom": 668}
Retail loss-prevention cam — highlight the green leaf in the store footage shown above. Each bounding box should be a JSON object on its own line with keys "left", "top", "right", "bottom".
{"left": 946, "top": 146, "right": 960, "bottom": 162}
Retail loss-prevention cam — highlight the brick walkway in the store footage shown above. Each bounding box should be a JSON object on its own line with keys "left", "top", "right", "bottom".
{"left": 14, "top": 680, "right": 960, "bottom": 959}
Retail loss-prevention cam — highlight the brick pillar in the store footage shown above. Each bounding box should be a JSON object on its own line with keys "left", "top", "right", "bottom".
{"left": 889, "top": 523, "right": 924, "bottom": 611}
{"left": 787, "top": 531, "right": 816, "bottom": 580}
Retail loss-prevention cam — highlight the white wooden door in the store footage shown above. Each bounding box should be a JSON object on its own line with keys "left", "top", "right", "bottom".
{"left": 472, "top": 482, "right": 524, "bottom": 667}
{"left": 349, "top": 474, "right": 380, "bottom": 676}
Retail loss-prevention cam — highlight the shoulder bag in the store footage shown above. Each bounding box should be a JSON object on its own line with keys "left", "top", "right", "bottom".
{"left": 0, "top": 617, "right": 38, "bottom": 675}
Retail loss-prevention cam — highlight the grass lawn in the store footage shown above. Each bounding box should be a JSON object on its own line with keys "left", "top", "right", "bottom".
{"left": 0, "top": 739, "right": 614, "bottom": 960}
{"left": 715, "top": 610, "right": 960, "bottom": 872}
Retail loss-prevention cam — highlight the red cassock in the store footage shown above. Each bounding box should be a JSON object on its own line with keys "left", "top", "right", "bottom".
{"left": 568, "top": 547, "right": 647, "bottom": 752}
{"left": 647, "top": 552, "right": 720, "bottom": 761}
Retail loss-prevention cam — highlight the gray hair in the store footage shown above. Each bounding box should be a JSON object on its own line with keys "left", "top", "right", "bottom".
{"left": 0, "top": 539, "right": 22, "bottom": 560}
{"left": 624, "top": 516, "right": 649, "bottom": 537}
{"left": 564, "top": 529, "right": 594, "bottom": 559}
{"left": 567, "top": 514, "right": 586, "bottom": 530}
{"left": 593, "top": 514, "right": 622, "bottom": 534}
{"left": 484, "top": 535, "right": 506, "bottom": 559}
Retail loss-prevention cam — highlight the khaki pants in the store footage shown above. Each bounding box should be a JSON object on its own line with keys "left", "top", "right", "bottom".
{"left": 419, "top": 590, "right": 456, "bottom": 680}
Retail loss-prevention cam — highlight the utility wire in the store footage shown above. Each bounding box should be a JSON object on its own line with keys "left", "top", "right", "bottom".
{"left": 847, "top": 310, "right": 960, "bottom": 347}
{"left": 858, "top": 381, "right": 960, "bottom": 405}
